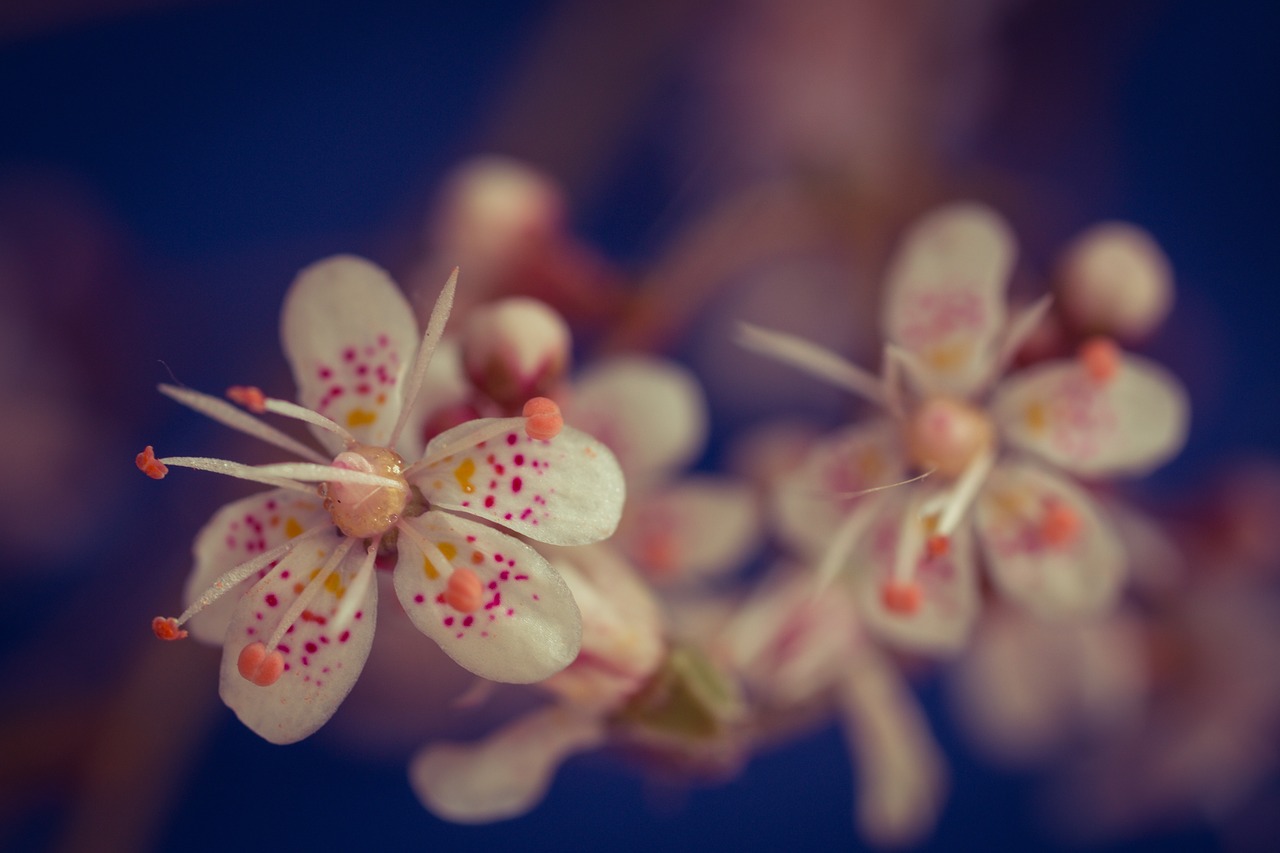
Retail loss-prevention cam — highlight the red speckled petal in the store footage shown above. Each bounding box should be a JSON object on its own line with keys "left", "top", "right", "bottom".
{"left": 218, "top": 540, "right": 378, "bottom": 744}
{"left": 850, "top": 492, "right": 980, "bottom": 656}
{"left": 881, "top": 203, "right": 1014, "bottom": 396}
{"left": 414, "top": 421, "right": 625, "bottom": 546}
{"left": 975, "top": 462, "right": 1125, "bottom": 618}
{"left": 280, "top": 255, "right": 420, "bottom": 453}
{"left": 183, "top": 489, "right": 332, "bottom": 644}
{"left": 992, "top": 353, "right": 1189, "bottom": 477}
{"left": 410, "top": 705, "right": 606, "bottom": 823}
{"left": 394, "top": 510, "right": 581, "bottom": 683}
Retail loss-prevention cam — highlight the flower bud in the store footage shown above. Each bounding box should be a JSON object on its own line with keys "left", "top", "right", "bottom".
{"left": 1056, "top": 223, "right": 1173, "bottom": 342}
{"left": 461, "top": 297, "right": 571, "bottom": 409}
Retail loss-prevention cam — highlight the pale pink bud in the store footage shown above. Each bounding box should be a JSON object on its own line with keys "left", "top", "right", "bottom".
{"left": 1056, "top": 223, "right": 1174, "bottom": 342}
{"left": 461, "top": 297, "right": 571, "bottom": 408}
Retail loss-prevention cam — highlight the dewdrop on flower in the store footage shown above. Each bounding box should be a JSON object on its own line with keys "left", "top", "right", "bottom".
{"left": 137, "top": 256, "right": 625, "bottom": 744}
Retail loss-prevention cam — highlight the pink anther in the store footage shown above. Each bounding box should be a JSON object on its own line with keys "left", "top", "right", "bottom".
{"left": 1039, "top": 499, "right": 1081, "bottom": 547}
{"left": 881, "top": 580, "right": 923, "bottom": 615}
{"left": 151, "top": 616, "right": 188, "bottom": 641}
{"left": 445, "top": 567, "right": 484, "bottom": 613}
{"left": 135, "top": 445, "right": 169, "bottom": 480}
{"left": 237, "top": 642, "right": 285, "bottom": 686}
{"left": 227, "top": 385, "right": 268, "bottom": 413}
{"left": 522, "top": 396, "right": 563, "bottom": 441}
{"left": 1079, "top": 337, "right": 1121, "bottom": 384}
{"left": 925, "top": 534, "right": 950, "bottom": 559}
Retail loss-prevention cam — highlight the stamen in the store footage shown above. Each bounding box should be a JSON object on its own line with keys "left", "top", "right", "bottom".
{"left": 158, "top": 384, "right": 328, "bottom": 464}
{"left": 997, "top": 294, "right": 1054, "bottom": 371}
{"left": 737, "top": 322, "right": 887, "bottom": 407}
{"left": 164, "top": 525, "right": 332, "bottom": 631}
{"left": 445, "top": 567, "right": 484, "bottom": 612}
{"left": 260, "top": 397, "right": 357, "bottom": 446}
{"left": 151, "top": 616, "right": 187, "bottom": 640}
{"left": 1039, "top": 499, "right": 1081, "bottom": 547}
{"left": 136, "top": 445, "right": 169, "bottom": 479}
{"left": 390, "top": 267, "right": 459, "bottom": 447}
{"left": 331, "top": 539, "right": 380, "bottom": 630}
{"left": 237, "top": 642, "right": 285, "bottom": 687}
{"left": 816, "top": 506, "right": 875, "bottom": 587}
{"left": 251, "top": 461, "right": 402, "bottom": 490}
{"left": 157, "top": 456, "right": 314, "bottom": 492}
{"left": 1079, "top": 336, "right": 1121, "bottom": 383}
{"left": 522, "top": 397, "right": 563, "bottom": 441}
{"left": 935, "top": 449, "right": 996, "bottom": 538}
{"left": 260, "top": 538, "right": 356, "bottom": 654}
{"left": 881, "top": 580, "right": 923, "bottom": 615}
{"left": 409, "top": 417, "right": 524, "bottom": 474}
{"left": 226, "top": 385, "right": 267, "bottom": 413}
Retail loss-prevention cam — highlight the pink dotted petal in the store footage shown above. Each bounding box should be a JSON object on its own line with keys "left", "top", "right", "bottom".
{"left": 393, "top": 510, "right": 581, "bottom": 683}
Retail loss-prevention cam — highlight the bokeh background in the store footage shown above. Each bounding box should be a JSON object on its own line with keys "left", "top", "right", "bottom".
{"left": 1, "top": 1, "right": 1277, "bottom": 850}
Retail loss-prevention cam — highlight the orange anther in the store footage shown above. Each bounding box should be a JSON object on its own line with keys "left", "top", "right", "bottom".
{"left": 237, "top": 642, "right": 285, "bottom": 686}
{"left": 135, "top": 445, "right": 169, "bottom": 479}
{"left": 1079, "top": 337, "right": 1121, "bottom": 383}
{"left": 151, "top": 616, "right": 188, "bottom": 641}
{"left": 522, "top": 396, "right": 564, "bottom": 441}
{"left": 1039, "top": 499, "right": 1081, "bottom": 547}
{"left": 227, "top": 385, "right": 268, "bottom": 413}
{"left": 881, "top": 580, "right": 923, "bottom": 615}
{"left": 925, "top": 534, "right": 950, "bottom": 559}
{"left": 445, "top": 567, "right": 484, "bottom": 612}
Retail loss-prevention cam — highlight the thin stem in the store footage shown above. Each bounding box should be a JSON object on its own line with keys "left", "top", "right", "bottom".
{"left": 737, "top": 323, "right": 886, "bottom": 407}
{"left": 390, "top": 267, "right": 458, "bottom": 448}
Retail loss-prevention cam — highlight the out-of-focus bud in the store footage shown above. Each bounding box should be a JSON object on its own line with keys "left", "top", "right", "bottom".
{"left": 460, "top": 297, "right": 571, "bottom": 409}
{"left": 1055, "top": 223, "right": 1174, "bottom": 342}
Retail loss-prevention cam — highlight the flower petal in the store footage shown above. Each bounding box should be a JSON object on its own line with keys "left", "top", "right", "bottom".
{"left": 839, "top": 653, "right": 947, "bottom": 847}
{"left": 218, "top": 540, "right": 378, "bottom": 744}
{"left": 850, "top": 492, "right": 980, "bottom": 655}
{"left": 394, "top": 510, "right": 582, "bottom": 683}
{"left": 183, "top": 489, "right": 331, "bottom": 644}
{"left": 566, "top": 355, "right": 708, "bottom": 483}
{"left": 773, "top": 421, "right": 908, "bottom": 560}
{"left": 280, "top": 255, "right": 421, "bottom": 452}
{"left": 413, "top": 421, "right": 625, "bottom": 546}
{"left": 881, "top": 203, "right": 1015, "bottom": 396}
{"left": 616, "top": 476, "right": 762, "bottom": 585}
{"left": 974, "top": 462, "right": 1125, "bottom": 618}
{"left": 992, "top": 353, "right": 1189, "bottom": 477}
{"left": 410, "top": 705, "right": 607, "bottom": 823}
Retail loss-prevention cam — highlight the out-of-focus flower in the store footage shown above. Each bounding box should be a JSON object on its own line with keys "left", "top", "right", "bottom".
{"left": 1055, "top": 222, "right": 1174, "bottom": 344}
{"left": 140, "top": 256, "right": 625, "bottom": 743}
{"left": 461, "top": 296, "right": 572, "bottom": 409}
{"left": 742, "top": 203, "right": 1189, "bottom": 654}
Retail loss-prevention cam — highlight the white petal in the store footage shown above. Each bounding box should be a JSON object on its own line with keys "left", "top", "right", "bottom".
{"left": 975, "top": 462, "right": 1125, "bottom": 618}
{"left": 218, "top": 540, "right": 377, "bottom": 744}
{"left": 992, "top": 353, "right": 1189, "bottom": 477}
{"left": 881, "top": 203, "right": 1015, "bottom": 396}
{"left": 410, "top": 705, "right": 606, "bottom": 823}
{"left": 566, "top": 355, "right": 708, "bottom": 483}
{"left": 394, "top": 511, "right": 581, "bottom": 683}
{"left": 414, "top": 421, "right": 625, "bottom": 546}
{"left": 280, "top": 255, "right": 420, "bottom": 452}
{"left": 183, "top": 490, "right": 331, "bottom": 644}
{"left": 839, "top": 653, "right": 947, "bottom": 847}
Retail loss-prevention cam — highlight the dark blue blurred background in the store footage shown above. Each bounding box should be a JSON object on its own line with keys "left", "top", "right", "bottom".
{"left": 1, "top": 1, "right": 1276, "bottom": 851}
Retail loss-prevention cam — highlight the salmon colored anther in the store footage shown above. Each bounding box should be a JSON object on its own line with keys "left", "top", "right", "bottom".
{"left": 135, "top": 445, "right": 169, "bottom": 479}
{"left": 227, "top": 385, "right": 268, "bottom": 413}
{"left": 151, "top": 616, "right": 188, "bottom": 641}
{"left": 237, "top": 642, "right": 285, "bottom": 687}
{"left": 925, "top": 534, "right": 950, "bottom": 559}
{"left": 445, "top": 567, "right": 484, "bottom": 613}
{"left": 1079, "top": 337, "right": 1121, "bottom": 383}
{"left": 881, "top": 580, "right": 923, "bottom": 615}
{"left": 1040, "top": 499, "right": 1082, "bottom": 547}
{"left": 522, "top": 396, "right": 563, "bottom": 441}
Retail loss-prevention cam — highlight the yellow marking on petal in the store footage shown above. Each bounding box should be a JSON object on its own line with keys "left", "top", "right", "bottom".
{"left": 454, "top": 458, "right": 477, "bottom": 493}
{"left": 285, "top": 517, "right": 303, "bottom": 538}
{"left": 423, "top": 555, "right": 439, "bottom": 580}
{"left": 324, "top": 571, "right": 345, "bottom": 598}
{"left": 432, "top": 480, "right": 443, "bottom": 490}
{"left": 855, "top": 449, "right": 885, "bottom": 483}
{"left": 376, "top": 393, "right": 386, "bottom": 404}
{"left": 1024, "top": 401, "right": 1047, "bottom": 433}
{"left": 347, "top": 408, "right": 378, "bottom": 428}
{"left": 925, "top": 341, "right": 969, "bottom": 371}
{"left": 439, "top": 542, "right": 458, "bottom": 561}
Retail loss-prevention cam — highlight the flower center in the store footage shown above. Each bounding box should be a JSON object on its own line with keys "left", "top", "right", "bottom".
{"left": 905, "top": 396, "right": 996, "bottom": 478}
{"left": 322, "top": 445, "right": 410, "bottom": 538}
